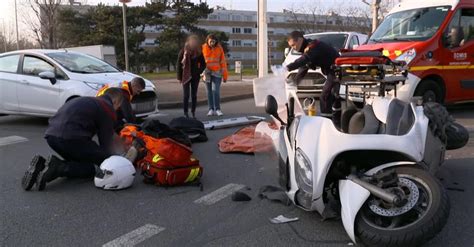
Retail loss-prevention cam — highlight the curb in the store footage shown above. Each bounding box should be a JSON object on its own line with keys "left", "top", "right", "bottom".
{"left": 158, "top": 93, "right": 255, "bottom": 109}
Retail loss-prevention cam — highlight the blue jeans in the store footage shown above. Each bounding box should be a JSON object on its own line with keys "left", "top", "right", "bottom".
{"left": 206, "top": 75, "right": 222, "bottom": 111}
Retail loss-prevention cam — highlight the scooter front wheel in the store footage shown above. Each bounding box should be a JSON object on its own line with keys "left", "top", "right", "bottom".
{"left": 355, "top": 167, "right": 449, "bottom": 247}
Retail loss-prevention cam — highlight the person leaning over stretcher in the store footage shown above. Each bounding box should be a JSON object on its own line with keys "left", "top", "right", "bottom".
{"left": 284, "top": 31, "right": 341, "bottom": 128}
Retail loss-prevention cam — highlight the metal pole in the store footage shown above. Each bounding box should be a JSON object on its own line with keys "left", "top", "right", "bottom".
{"left": 122, "top": 2, "right": 129, "bottom": 71}
{"left": 257, "top": 0, "right": 268, "bottom": 77}
{"left": 372, "top": 0, "right": 381, "bottom": 33}
{"left": 2, "top": 19, "right": 7, "bottom": 52}
{"left": 14, "top": 0, "right": 20, "bottom": 50}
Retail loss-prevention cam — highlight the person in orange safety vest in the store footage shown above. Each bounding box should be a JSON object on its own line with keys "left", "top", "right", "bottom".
{"left": 96, "top": 77, "right": 145, "bottom": 125}
{"left": 202, "top": 34, "right": 228, "bottom": 117}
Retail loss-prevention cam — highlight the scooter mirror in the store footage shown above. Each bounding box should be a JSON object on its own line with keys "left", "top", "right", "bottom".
{"left": 265, "top": 95, "right": 285, "bottom": 125}
{"left": 265, "top": 95, "right": 279, "bottom": 116}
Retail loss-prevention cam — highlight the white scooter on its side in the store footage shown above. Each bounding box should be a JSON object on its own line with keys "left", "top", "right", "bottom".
{"left": 254, "top": 58, "right": 467, "bottom": 246}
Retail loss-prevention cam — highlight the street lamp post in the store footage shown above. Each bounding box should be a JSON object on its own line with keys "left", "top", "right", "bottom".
{"left": 119, "top": 0, "right": 131, "bottom": 71}
{"left": 257, "top": 0, "right": 268, "bottom": 77}
{"left": 14, "top": 0, "right": 20, "bottom": 50}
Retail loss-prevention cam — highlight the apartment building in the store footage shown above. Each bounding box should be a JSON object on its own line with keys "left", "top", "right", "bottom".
{"left": 49, "top": 3, "right": 370, "bottom": 70}
{"left": 194, "top": 9, "right": 370, "bottom": 69}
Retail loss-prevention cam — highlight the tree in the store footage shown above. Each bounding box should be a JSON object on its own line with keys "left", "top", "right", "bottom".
{"left": 0, "top": 21, "right": 37, "bottom": 52}
{"left": 23, "top": 0, "right": 87, "bottom": 49}
{"left": 154, "top": 1, "right": 212, "bottom": 71}
{"left": 54, "top": 1, "right": 212, "bottom": 71}
{"left": 284, "top": 1, "right": 372, "bottom": 34}
{"left": 362, "top": 0, "right": 400, "bottom": 32}
{"left": 56, "top": 2, "right": 166, "bottom": 71}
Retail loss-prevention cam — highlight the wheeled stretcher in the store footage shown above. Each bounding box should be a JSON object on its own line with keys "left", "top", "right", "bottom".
{"left": 334, "top": 49, "right": 408, "bottom": 83}
{"left": 333, "top": 49, "right": 409, "bottom": 102}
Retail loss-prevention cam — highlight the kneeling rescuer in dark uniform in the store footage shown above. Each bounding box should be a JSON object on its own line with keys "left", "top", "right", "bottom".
{"left": 21, "top": 88, "right": 125, "bottom": 191}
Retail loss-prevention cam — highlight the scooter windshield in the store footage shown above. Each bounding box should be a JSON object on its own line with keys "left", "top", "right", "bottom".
{"left": 253, "top": 73, "right": 305, "bottom": 122}
{"left": 253, "top": 120, "right": 282, "bottom": 175}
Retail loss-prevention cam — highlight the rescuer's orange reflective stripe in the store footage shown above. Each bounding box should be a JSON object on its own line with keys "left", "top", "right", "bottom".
{"left": 96, "top": 81, "right": 133, "bottom": 101}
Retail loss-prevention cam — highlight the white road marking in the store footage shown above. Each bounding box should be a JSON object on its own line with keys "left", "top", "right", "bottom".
{"left": 194, "top": 183, "right": 246, "bottom": 205}
{"left": 102, "top": 224, "right": 165, "bottom": 247}
{"left": 0, "top": 136, "right": 28, "bottom": 147}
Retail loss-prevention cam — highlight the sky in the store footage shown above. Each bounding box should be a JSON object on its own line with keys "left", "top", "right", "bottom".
{"left": 0, "top": 0, "right": 366, "bottom": 40}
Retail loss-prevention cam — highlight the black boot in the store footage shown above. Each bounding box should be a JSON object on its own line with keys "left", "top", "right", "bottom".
{"left": 184, "top": 112, "right": 189, "bottom": 118}
{"left": 37, "top": 155, "right": 66, "bottom": 191}
{"left": 192, "top": 112, "right": 196, "bottom": 119}
{"left": 21, "top": 155, "right": 46, "bottom": 191}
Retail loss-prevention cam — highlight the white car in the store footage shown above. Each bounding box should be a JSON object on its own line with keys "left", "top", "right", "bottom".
{"left": 0, "top": 49, "right": 158, "bottom": 118}
{"left": 283, "top": 32, "right": 368, "bottom": 95}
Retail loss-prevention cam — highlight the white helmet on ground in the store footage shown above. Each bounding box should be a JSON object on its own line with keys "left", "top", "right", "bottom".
{"left": 94, "top": 156, "right": 136, "bottom": 190}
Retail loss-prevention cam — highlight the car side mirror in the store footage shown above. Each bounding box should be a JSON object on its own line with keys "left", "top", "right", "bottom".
{"left": 38, "top": 71, "right": 57, "bottom": 85}
{"left": 284, "top": 48, "right": 290, "bottom": 57}
{"left": 265, "top": 95, "right": 285, "bottom": 125}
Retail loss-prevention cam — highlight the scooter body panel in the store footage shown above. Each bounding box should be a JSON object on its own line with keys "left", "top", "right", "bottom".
{"left": 338, "top": 161, "right": 417, "bottom": 243}
{"left": 291, "top": 98, "right": 429, "bottom": 214}
{"left": 339, "top": 179, "right": 371, "bottom": 243}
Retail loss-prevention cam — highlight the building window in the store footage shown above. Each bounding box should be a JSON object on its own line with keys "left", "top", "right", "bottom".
{"left": 232, "top": 15, "right": 242, "bottom": 21}
{"left": 232, "top": 28, "right": 241, "bottom": 34}
{"left": 267, "top": 30, "right": 274, "bottom": 35}
{"left": 269, "top": 17, "right": 274, "bottom": 23}
{"left": 243, "top": 41, "right": 253, "bottom": 47}
{"left": 232, "top": 40, "right": 242, "bottom": 47}
{"left": 244, "top": 28, "right": 252, "bottom": 34}
{"left": 208, "top": 15, "right": 218, "bottom": 20}
{"left": 220, "top": 14, "right": 229, "bottom": 21}
{"left": 231, "top": 52, "right": 242, "bottom": 59}
{"left": 245, "top": 15, "right": 253, "bottom": 22}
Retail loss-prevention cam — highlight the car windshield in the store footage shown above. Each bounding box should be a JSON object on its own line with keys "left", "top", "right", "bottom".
{"left": 368, "top": 6, "right": 451, "bottom": 43}
{"left": 305, "top": 33, "right": 348, "bottom": 50}
{"left": 47, "top": 52, "right": 120, "bottom": 74}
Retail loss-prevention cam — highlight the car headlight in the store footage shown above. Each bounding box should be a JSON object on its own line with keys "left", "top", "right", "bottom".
{"left": 295, "top": 148, "right": 313, "bottom": 193}
{"left": 395, "top": 48, "right": 416, "bottom": 65}
{"left": 83, "top": 81, "right": 104, "bottom": 90}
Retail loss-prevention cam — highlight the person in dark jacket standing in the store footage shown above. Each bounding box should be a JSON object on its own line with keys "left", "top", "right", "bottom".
{"left": 285, "top": 31, "right": 341, "bottom": 127}
{"left": 21, "top": 88, "right": 125, "bottom": 191}
{"left": 177, "top": 34, "right": 206, "bottom": 118}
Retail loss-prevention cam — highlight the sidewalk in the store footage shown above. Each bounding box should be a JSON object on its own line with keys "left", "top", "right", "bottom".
{"left": 154, "top": 76, "right": 255, "bottom": 109}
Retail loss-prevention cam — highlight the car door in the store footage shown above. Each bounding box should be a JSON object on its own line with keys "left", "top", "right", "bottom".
{"left": 0, "top": 54, "right": 21, "bottom": 113}
{"left": 17, "top": 55, "right": 61, "bottom": 115}
{"left": 441, "top": 7, "right": 474, "bottom": 101}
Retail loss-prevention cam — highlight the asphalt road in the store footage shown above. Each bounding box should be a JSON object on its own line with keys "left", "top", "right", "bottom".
{"left": 1, "top": 99, "right": 473, "bottom": 247}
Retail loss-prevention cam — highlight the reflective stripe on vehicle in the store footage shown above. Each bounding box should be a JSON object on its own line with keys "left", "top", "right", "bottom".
{"left": 410, "top": 65, "right": 474, "bottom": 71}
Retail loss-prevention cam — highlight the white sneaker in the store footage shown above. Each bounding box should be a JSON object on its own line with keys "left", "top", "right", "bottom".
{"left": 216, "top": 110, "right": 224, "bottom": 116}
{"left": 207, "top": 109, "right": 215, "bottom": 116}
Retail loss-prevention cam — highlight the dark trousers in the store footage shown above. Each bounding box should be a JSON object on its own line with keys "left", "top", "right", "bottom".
{"left": 320, "top": 72, "right": 341, "bottom": 126}
{"left": 46, "top": 136, "right": 111, "bottom": 178}
{"left": 183, "top": 78, "right": 199, "bottom": 114}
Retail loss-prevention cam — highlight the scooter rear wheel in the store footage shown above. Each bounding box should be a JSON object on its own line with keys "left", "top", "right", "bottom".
{"left": 355, "top": 166, "right": 449, "bottom": 247}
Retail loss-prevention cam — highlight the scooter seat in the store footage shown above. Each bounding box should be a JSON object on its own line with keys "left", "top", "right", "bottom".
{"left": 385, "top": 99, "right": 415, "bottom": 136}
{"left": 342, "top": 99, "right": 415, "bottom": 136}
{"left": 344, "top": 105, "right": 381, "bottom": 134}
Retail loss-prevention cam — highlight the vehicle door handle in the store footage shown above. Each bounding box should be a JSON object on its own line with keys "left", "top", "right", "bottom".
{"left": 21, "top": 80, "right": 30, "bottom": 85}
